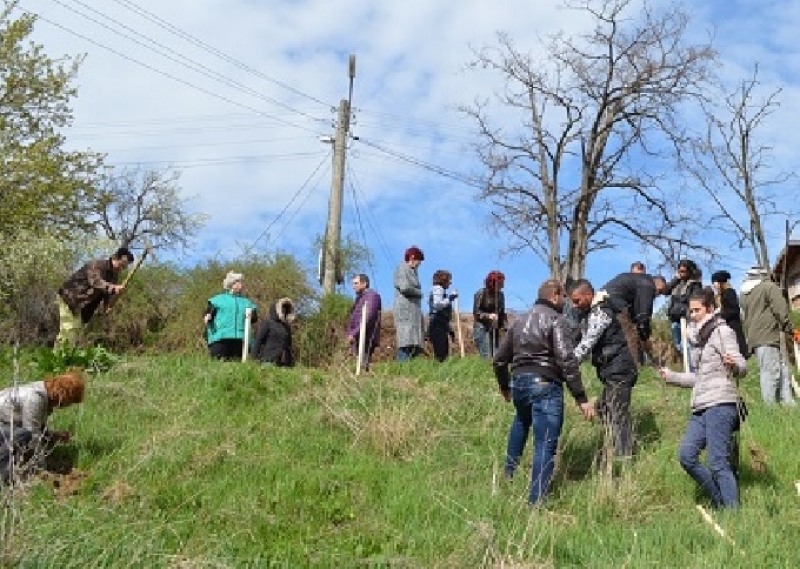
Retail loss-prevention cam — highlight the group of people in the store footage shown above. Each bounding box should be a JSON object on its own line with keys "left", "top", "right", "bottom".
{"left": 494, "top": 260, "right": 796, "bottom": 510}
{"left": 382, "top": 246, "right": 508, "bottom": 365}
{"left": 15, "top": 245, "right": 796, "bottom": 511}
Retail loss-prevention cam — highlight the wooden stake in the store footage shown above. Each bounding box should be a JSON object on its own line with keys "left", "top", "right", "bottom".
{"left": 680, "top": 317, "right": 690, "bottom": 373}
{"left": 241, "top": 308, "right": 252, "bottom": 362}
{"left": 453, "top": 297, "right": 465, "bottom": 358}
{"left": 356, "top": 301, "right": 368, "bottom": 375}
{"left": 696, "top": 505, "right": 744, "bottom": 555}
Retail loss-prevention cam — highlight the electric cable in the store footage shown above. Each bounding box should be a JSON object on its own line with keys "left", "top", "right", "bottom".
{"left": 249, "top": 151, "right": 331, "bottom": 249}
{"left": 51, "top": 0, "right": 326, "bottom": 124}
{"left": 109, "top": 0, "right": 330, "bottom": 108}
{"left": 20, "top": 7, "right": 326, "bottom": 136}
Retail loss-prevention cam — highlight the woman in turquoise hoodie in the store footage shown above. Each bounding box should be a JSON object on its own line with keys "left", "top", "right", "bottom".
{"left": 204, "top": 271, "right": 258, "bottom": 360}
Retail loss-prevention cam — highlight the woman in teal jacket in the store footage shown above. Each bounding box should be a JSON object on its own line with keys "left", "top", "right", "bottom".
{"left": 204, "top": 271, "right": 258, "bottom": 360}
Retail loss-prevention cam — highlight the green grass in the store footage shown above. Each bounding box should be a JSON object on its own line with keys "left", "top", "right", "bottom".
{"left": 2, "top": 354, "right": 800, "bottom": 567}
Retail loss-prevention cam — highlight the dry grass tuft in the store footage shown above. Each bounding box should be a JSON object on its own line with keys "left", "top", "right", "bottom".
{"left": 102, "top": 480, "right": 135, "bottom": 504}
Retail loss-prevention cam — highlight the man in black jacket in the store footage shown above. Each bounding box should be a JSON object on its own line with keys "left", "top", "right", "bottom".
{"left": 494, "top": 278, "right": 594, "bottom": 505}
{"left": 600, "top": 271, "right": 667, "bottom": 367}
{"left": 571, "top": 279, "right": 638, "bottom": 458}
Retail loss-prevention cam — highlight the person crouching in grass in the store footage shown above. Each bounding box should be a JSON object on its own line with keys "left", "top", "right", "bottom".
{"left": 0, "top": 371, "right": 86, "bottom": 483}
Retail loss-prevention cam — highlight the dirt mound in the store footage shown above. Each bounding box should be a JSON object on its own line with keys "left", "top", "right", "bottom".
{"left": 373, "top": 312, "right": 482, "bottom": 362}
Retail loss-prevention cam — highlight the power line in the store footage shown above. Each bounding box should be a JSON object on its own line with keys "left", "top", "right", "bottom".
{"left": 109, "top": 0, "right": 330, "bottom": 108}
{"left": 21, "top": 7, "right": 325, "bottom": 136}
{"left": 68, "top": 111, "right": 323, "bottom": 130}
{"left": 356, "top": 137, "right": 481, "bottom": 189}
{"left": 344, "top": 166, "right": 375, "bottom": 277}
{"left": 99, "top": 135, "right": 315, "bottom": 154}
{"left": 250, "top": 152, "right": 331, "bottom": 249}
{"left": 52, "top": 0, "right": 326, "bottom": 124}
{"left": 345, "top": 161, "right": 395, "bottom": 268}
{"left": 109, "top": 151, "right": 326, "bottom": 168}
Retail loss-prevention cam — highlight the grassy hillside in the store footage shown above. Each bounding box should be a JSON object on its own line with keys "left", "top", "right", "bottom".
{"left": 2, "top": 354, "right": 799, "bottom": 567}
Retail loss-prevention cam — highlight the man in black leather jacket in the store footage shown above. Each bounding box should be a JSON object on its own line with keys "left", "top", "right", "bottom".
{"left": 494, "top": 278, "right": 595, "bottom": 505}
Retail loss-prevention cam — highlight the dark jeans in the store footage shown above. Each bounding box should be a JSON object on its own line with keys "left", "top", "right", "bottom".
{"left": 596, "top": 371, "right": 635, "bottom": 457}
{"left": 428, "top": 322, "right": 450, "bottom": 362}
{"left": 678, "top": 403, "right": 739, "bottom": 508}
{"left": 504, "top": 374, "right": 564, "bottom": 505}
{"left": 209, "top": 339, "right": 244, "bottom": 361}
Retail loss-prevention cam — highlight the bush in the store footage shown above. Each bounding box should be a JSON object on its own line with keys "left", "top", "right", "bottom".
{"left": 293, "top": 293, "right": 353, "bottom": 368}
{"left": 0, "top": 231, "right": 87, "bottom": 346}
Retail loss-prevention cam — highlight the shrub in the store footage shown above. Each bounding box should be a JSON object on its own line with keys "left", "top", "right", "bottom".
{"left": 293, "top": 293, "right": 352, "bottom": 368}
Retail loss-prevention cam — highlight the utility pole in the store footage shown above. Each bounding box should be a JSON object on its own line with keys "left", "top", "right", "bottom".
{"left": 321, "top": 55, "right": 355, "bottom": 295}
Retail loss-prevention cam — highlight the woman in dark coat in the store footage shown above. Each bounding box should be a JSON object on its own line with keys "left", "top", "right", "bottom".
{"left": 472, "top": 270, "right": 506, "bottom": 358}
{"left": 251, "top": 298, "right": 295, "bottom": 366}
{"left": 711, "top": 271, "right": 748, "bottom": 357}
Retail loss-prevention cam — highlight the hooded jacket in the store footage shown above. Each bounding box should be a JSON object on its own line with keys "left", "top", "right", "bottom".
{"left": 251, "top": 298, "right": 295, "bottom": 366}
{"left": 740, "top": 269, "right": 793, "bottom": 350}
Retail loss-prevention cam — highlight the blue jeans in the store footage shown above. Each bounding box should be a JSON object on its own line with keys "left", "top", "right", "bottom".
{"left": 754, "top": 345, "right": 795, "bottom": 404}
{"left": 504, "top": 374, "right": 564, "bottom": 505}
{"left": 396, "top": 345, "right": 422, "bottom": 362}
{"left": 473, "top": 324, "right": 495, "bottom": 358}
{"left": 671, "top": 321, "right": 683, "bottom": 354}
{"left": 678, "top": 403, "right": 739, "bottom": 508}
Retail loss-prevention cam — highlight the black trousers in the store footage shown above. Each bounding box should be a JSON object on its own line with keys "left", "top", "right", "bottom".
{"left": 428, "top": 322, "right": 450, "bottom": 362}
{"left": 596, "top": 355, "right": 637, "bottom": 457}
{"left": 208, "top": 339, "right": 244, "bottom": 361}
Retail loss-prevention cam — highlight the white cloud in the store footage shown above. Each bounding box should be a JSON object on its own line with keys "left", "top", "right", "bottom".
{"left": 20, "top": 0, "right": 800, "bottom": 309}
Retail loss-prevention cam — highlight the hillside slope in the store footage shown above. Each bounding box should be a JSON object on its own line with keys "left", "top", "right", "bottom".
{"left": 3, "top": 354, "right": 799, "bottom": 567}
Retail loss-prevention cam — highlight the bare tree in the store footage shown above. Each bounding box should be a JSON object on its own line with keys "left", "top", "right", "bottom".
{"left": 687, "top": 66, "right": 794, "bottom": 272}
{"left": 90, "top": 167, "right": 208, "bottom": 253}
{"left": 462, "top": 0, "right": 716, "bottom": 280}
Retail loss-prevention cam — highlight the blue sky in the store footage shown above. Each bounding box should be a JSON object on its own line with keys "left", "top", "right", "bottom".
{"left": 25, "top": 0, "right": 800, "bottom": 310}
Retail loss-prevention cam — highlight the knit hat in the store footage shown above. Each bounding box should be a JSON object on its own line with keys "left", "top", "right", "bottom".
{"left": 710, "top": 270, "right": 731, "bottom": 283}
{"left": 223, "top": 271, "right": 244, "bottom": 290}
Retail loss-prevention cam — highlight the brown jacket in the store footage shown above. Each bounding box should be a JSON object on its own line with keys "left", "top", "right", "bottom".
{"left": 58, "top": 258, "right": 119, "bottom": 323}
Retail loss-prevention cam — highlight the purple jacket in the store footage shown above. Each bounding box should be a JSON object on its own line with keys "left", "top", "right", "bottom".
{"left": 347, "top": 288, "right": 382, "bottom": 349}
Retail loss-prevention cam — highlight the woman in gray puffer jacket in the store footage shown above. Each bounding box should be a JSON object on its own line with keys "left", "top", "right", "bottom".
{"left": 659, "top": 288, "right": 747, "bottom": 509}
